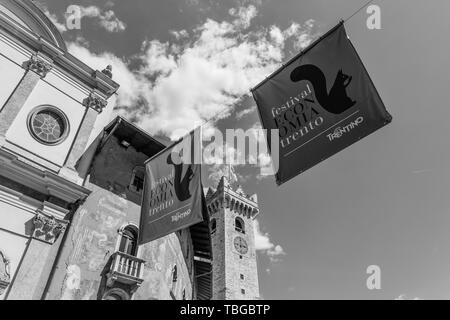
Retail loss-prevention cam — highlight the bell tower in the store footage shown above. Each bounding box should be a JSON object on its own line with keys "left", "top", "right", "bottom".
{"left": 205, "top": 176, "right": 260, "bottom": 300}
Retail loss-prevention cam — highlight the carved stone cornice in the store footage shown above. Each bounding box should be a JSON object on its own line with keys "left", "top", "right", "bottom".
{"left": 0, "top": 251, "right": 10, "bottom": 295}
{"left": 0, "top": 12, "right": 119, "bottom": 98}
{"left": 25, "top": 54, "right": 53, "bottom": 78}
{"left": 83, "top": 92, "right": 107, "bottom": 113}
{"left": 0, "top": 148, "right": 91, "bottom": 204}
{"left": 206, "top": 176, "right": 259, "bottom": 218}
{"left": 32, "top": 211, "right": 68, "bottom": 244}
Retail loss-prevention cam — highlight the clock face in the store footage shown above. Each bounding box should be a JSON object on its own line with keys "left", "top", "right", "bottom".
{"left": 234, "top": 236, "right": 248, "bottom": 254}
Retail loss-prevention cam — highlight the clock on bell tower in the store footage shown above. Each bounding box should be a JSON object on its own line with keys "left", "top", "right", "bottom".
{"left": 205, "top": 176, "right": 260, "bottom": 300}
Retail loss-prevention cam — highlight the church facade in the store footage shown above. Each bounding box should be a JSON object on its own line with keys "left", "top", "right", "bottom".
{"left": 0, "top": 0, "right": 259, "bottom": 300}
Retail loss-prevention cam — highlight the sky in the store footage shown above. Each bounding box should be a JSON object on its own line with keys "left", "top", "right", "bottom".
{"left": 38, "top": 0, "right": 450, "bottom": 299}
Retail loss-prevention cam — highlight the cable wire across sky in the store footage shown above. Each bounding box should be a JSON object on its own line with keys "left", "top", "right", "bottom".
{"left": 188, "top": 0, "right": 380, "bottom": 137}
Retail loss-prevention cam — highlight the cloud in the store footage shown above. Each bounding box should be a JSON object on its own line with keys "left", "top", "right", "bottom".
{"left": 254, "top": 219, "right": 286, "bottom": 263}
{"left": 126, "top": 5, "right": 317, "bottom": 139}
{"left": 43, "top": 8, "right": 67, "bottom": 33}
{"left": 59, "top": 4, "right": 317, "bottom": 141}
{"left": 43, "top": 5, "right": 126, "bottom": 33}
{"left": 292, "top": 19, "right": 317, "bottom": 51}
{"left": 72, "top": 6, "right": 126, "bottom": 33}
{"left": 228, "top": 5, "right": 258, "bottom": 29}
{"left": 235, "top": 105, "right": 256, "bottom": 119}
{"left": 66, "top": 43, "right": 142, "bottom": 108}
{"left": 97, "top": 9, "right": 127, "bottom": 32}
{"left": 207, "top": 163, "right": 240, "bottom": 186}
{"left": 170, "top": 29, "right": 189, "bottom": 40}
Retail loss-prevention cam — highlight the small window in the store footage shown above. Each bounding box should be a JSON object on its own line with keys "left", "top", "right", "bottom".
{"left": 130, "top": 166, "right": 145, "bottom": 192}
{"left": 172, "top": 265, "right": 178, "bottom": 283}
{"left": 241, "top": 289, "right": 245, "bottom": 295}
{"left": 235, "top": 217, "right": 245, "bottom": 234}
{"left": 211, "top": 218, "right": 217, "bottom": 233}
{"left": 119, "top": 225, "right": 138, "bottom": 256}
{"left": 239, "top": 255, "right": 243, "bottom": 259}
{"left": 240, "top": 274, "right": 244, "bottom": 280}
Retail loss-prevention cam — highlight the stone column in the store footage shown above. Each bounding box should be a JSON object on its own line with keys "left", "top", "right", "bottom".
{"left": 6, "top": 210, "right": 68, "bottom": 300}
{"left": 59, "top": 92, "right": 106, "bottom": 182}
{"left": 0, "top": 54, "right": 53, "bottom": 140}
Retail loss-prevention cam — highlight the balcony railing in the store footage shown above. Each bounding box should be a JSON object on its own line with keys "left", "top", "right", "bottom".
{"left": 107, "top": 251, "right": 145, "bottom": 287}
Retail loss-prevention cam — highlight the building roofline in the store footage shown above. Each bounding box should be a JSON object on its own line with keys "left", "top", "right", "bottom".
{"left": 0, "top": 8, "right": 120, "bottom": 99}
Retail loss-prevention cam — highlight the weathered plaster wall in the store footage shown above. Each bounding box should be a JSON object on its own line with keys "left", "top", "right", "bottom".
{"left": 45, "top": 136, "right": 195, "bottom": 300}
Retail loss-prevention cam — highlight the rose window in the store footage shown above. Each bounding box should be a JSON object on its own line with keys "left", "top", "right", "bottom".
{"left": 28, "top": 106, "right": 69, "bottom": 145}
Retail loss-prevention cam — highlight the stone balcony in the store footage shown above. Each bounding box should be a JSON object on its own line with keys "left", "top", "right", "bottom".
{"left": 106, "top": 251, "right": 145, "bottom": 290}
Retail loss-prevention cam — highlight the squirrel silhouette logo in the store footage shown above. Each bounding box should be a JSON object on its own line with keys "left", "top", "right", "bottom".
{"left": 290, "top": 64, "right": 356, "bottom": 114}
{"left": 167, "top": 152, "right": 194, "bottom": 202}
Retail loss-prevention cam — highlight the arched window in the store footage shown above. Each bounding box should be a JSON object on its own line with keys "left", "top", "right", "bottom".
{"left": 211, "top": 218, "right": 216, "bottom": 233}
{"left": 119, "top": 225, "right": 138, "bottom": 256}
{"left": 129, "top": 166, "right": 145, "bottom": 193}
{"left": 235, "top": 217, "right": 245, "bottom": 234}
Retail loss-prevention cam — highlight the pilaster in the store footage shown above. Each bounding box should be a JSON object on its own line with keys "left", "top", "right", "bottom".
{"left": 0, "top": 54, "right": 52, "bottom": 139}
{"left": 60, "top": 92, "right": 106, "bottom": 182}
{"left": 6, "top": 206, "right": 68, "bottom": 300}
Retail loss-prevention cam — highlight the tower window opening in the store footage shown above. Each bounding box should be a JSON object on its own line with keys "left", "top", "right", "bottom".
{"left": 211, "top": 218, "right": 217, "bottom": 233}
{"left": 235, "top": 217, "right": 245, "bottom": 234}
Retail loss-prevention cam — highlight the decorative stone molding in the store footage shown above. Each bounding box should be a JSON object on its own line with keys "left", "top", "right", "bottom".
{"left": 0, "top": 251, "right": 11, "bottom": 296}
{"left": 0, "top": 148, "right": 91, "bottom": 204}
{"left": 101, "top": 65, "right": 113, "bottom": 78}
{"left": 25, "top": 54, "right": 53, "bottom": 78}
{"left": 32, "top": 211, "right": 68, "bottom": 244}
{"left": 83, "top": 92, "right": 108, "bottom": 113}
{"left": 0, "top": 8, "right": 119, "bottom": 99}
{"left": 206, "top": 176, "right": 259, "bottom": 218}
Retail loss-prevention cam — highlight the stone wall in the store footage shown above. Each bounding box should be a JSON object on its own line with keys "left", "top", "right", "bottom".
{"left": 222, "top": 207, "right": 259, "bottom": 300}
{"left": 208, "top": 181, "right": 260, "bottom": 300}
{"left": 44, "top": 136, "right": 196, "bottom": 300}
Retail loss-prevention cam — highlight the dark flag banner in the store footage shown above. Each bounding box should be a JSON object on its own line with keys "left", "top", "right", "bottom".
{"left": 139, "top": 128, "right": 204, "bottom": 244}
{"left": 251, "top": 21, "right": 392, "bottom": 185}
